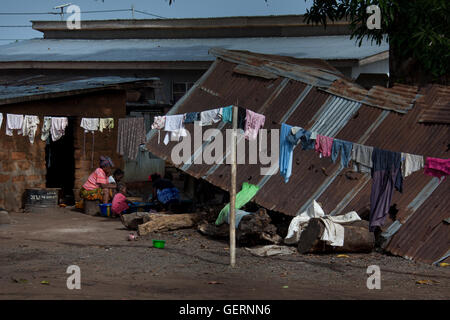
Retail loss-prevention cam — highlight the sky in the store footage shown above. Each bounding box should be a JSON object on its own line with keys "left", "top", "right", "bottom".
{"left": 0, "top": 0, "right": 312, "bottom": 44}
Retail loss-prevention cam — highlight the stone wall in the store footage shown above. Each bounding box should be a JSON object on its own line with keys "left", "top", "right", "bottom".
{"left": 0, "top": 90, "right": 126, "bottom": 211}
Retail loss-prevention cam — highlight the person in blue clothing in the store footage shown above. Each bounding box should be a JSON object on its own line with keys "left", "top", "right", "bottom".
{"left": 149, "top": 173, "right": 180, "bottom": 210}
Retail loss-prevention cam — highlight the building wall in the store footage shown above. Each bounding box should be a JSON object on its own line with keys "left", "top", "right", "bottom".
{"left": 0, "top": 90, "right": 126, "bottom": 211}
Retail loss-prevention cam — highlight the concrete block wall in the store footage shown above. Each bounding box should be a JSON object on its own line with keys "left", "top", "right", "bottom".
{"left": 0, "top": 90, "right": 126, "bottom": 211}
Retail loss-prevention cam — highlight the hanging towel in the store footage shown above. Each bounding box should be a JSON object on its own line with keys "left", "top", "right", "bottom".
{"left": 237, "top": 107, "right": 246, "bottom": 130}
{"left": 22, "top": 115, "right": 40, "bottom": 144}
{"left": 351, "top": 143, "right": 373, "bottom": 173}
{"left": 369, "top": 148, "right": 403, "bottom": 232}
{"left": 244, "top": 109, "right": 265, "bottom": 141}
{"left": 164, "top": 114, "right": 186, "bottom": 142}
{"left": 200, "top": 109, "right": 221, "bottom": 126}
{"left": 184, "top": 112, "right": 200, "bottom": 124}
{"left": 315, "top": 134, "right": 334, "bottom": 158}
{"left": 50, "top": 117, "right": 68, "bottom": 142}
{"left": 331, "top": 139, "right": 353, "bottom": 168}
{"left": 151, "top": 115, "right": 166, "bottom": 144}
{"left": 117, "top": 117, "right": 146, "bottom": 160}
{"left": 99, "top": 118, "right": 114, "bottom": 132}
{"left": 424, "top": 157, "right": 450, "bottom": 179}
{"left": 280, "top": 123, "right": 294, "bottom": 183}
{"left": 401, "top": 153, "right": 424, "bottom": 177}
{"left": 5, "top": 114, "right": 24, "bottom": 136}
{"left": 215, "top": 182, "right": 260, "bottom": 226}
{"left": 80, "top": 118, "right": 99, "bottom": 133}
{"left": 220, "top": 106, "right": 233, "bottom": 123}
{"left": 0, "top": 113, "right": 3, "bottom": 130}
{"left": 41, "top": 116, "right": 52, "bottom": 141}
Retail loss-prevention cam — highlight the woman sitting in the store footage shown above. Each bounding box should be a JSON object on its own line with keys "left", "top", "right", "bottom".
{"left": 80, "top": 156, "right": 117, "bottom": 204}
{"left": 150, "top": 173, "right": 180, "bottom": 210}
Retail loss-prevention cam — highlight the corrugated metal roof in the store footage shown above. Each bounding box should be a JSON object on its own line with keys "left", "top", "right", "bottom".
{"left": 145, "top": 49, "right": 449, "bottom": 265}
{"left": 0, "top": 76, "right": 160, "bottom": 105}
{"left": 418, "top": 85, "right": 450, "bottom": 124}
{"left": 0, "top": 36, "right": 388, "bottom": 62}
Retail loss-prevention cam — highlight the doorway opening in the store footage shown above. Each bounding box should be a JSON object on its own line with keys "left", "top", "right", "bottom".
{"left": 45, "top": 117, "right": 75, "bottom": 205}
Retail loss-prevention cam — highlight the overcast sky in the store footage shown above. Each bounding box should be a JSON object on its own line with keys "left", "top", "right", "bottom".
{"left": 0, "top": 0, "right": 312, "bottom": 44}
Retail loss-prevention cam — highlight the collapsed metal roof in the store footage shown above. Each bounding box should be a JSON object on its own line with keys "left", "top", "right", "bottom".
{"left": 146, "top": 49, "right": 449, "bottom": 265}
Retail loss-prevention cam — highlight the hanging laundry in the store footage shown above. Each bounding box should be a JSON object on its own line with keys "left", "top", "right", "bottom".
{"left": 401, "top": 153, "right": 424, "bottom": 177}
{"left": 184, "top": 112, "right": 200, "bottom": 124}
{"left": 80, "top": 118, "right": 99, "bottom": 133}
{"left": 41, "top": 116, "right": 52, "bottom": 141}
{"left": 200, "top": 109, "right": 221, "bottom": 126}
{"left": 351, "top": 143, "right": 373, "bottom": 173}
{"left": 22, "top": 115, "right": 40, "bottom": 144}
{"left": 287, "top": 127, "right": 315, "bottom": 150}
{"left": 5, "top": 114, "right": 24, "bottom": 136}
{"left": 369, "top": 148, "right": 403, "bottom": 232}
{"left": 280, "top": 123, "right": 294, "bottom": 183}
{"left": 151, "top": 115, "right": 166, "bottom": 144}
{"left": 423, "top": 157, "right": 450, "bottom": 179}
{"left": 164, "top": 114, "right": 187, "bottom": 143}
{"left": 117, "top": 117, "right": 146, "bottom": 161}
{"left": 215, "top": 182, "right": 260, "bottom": 226}
{"left": 237, "top": 107, "right": 246, "bottom": 130}
{"left": 220, "top": 106, "right": 233, "bottom": 123}
{"left": 50, "top": 117, "right": 68, "bottom": 142}
{"left": 244, "top": 109, "right": 265, "bottom": 140}
{"left": 99, "top": 118, "right": 114, "bottom": 132}
{"left": 314, "top": 134, "right": 334, "bottom": 158}
{"left": 331, "top": 139, "right": 353, "bottom": 168}
{"left": 0, "top": 113, "right": 3, "bottom": 130}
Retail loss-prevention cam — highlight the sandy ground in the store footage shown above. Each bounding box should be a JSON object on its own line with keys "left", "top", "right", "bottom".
{"left": 0, "top": 208, "right": 449, "bottom": 300}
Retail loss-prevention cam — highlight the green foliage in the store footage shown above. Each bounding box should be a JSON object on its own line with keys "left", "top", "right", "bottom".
{"left": 304, "top": 0, "right": 450, "bottom": 78}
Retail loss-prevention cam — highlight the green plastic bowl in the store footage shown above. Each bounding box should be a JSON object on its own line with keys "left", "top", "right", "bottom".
{"left": 152, "top": 239, "right": 166, "bottom": 249}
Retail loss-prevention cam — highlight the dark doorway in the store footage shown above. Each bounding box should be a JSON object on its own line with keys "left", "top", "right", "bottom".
{"left": 45, "top": 117, "right": 75, "bottom": 205}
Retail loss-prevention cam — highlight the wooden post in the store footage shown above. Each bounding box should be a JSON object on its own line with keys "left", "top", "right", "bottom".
{"left": 229, "top": 105, "right": 238, "bottom": 267}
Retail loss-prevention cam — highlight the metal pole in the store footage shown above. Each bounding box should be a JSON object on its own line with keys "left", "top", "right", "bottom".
{"left": 229, "top": 105, "right": 237, "bottom": 267}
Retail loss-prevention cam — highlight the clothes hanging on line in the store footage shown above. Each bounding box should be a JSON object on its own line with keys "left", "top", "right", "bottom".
{"left": 5, "top": 114, "right": 24, "bottom": 136}
{"left": 423, "top": 157, "right": 450, "bottom": 179}
{"left": 50, "top": 117, "right": 68, "bottom": 142}
{"left": 80, "top": 118, "right": 99, "bottom": 133}
{"left": 0, "top": 113, "right": 3, "bottom": 130}
{"left": 200, "top": 109, "right": 221, "bottom": 126}
{"left": 369, "top": 148, "right": 403, "bottom": 232}
{"left": 401, "top": 153, "right": 424, "bottom": 177}
{"left": 164, "top": 114, "right": 186, "bottom": 144}
{"left": 41, "top": 116, "right": 52, "bottom": 141}
{"left": 99, "top": 118, "right": 114, "bottom": 132}
{"left": 331, "top": 139, "right": 353, "bottom": 168}
{"left": 244, "top": 109, "right": 265, "bottom": 140}
{"left": 184, "top": 112, "right": 200, "bottom": 124}
{"left": 220, "top": 106, "right": 233, "bottom": 123}
{"left": 315, "top": 134, "right": 334, "bottom": 158}
{"left": 151, "top": 115, "right": 166, "bottom": 144}
{"left": 237, "top": 107, "right": 246, "bottom": 130}
{"left": 287, "top": 127, "right": 315, "bottom": 150}
{"left": 351, "top": 143, "right": 373, "bottom": 174}
{"left": 117, "top": 117, "right": 146, "bottom": 161}
{"left": 22, "top": 115, "right": 40, "bottom": 144}
{"left": 280, "top": 123, "right": 294, "bottom": 183}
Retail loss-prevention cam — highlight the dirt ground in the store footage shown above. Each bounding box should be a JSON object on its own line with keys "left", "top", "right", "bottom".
{"left": 0, "top": 208, "right": 449, "bottom": 300}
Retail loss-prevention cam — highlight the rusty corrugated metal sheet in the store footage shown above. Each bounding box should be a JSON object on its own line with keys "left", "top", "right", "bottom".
{"left": 418, "top": 85, "right": 450, "bottom": 124}
{"left": 146, "top": 49, "right": 449, "bottom": 264}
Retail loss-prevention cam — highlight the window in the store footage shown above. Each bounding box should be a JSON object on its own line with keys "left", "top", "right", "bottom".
{"left": 172, "top": 82, "right": 194, "bottom": 103}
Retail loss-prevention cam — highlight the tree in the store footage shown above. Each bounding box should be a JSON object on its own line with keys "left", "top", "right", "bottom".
{"left": 303, "top": 0, "right": 449, "bottom": 85}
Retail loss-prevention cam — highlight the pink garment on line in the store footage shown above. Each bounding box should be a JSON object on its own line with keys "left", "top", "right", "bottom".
{"left": 315, "top": 134, "right": 334, "bottom": 158}
{"left": 244, "top": 109, "right": 265, "bottom": 140}
{"left": 424, "top": 157, "right": 450, "bottom": 179}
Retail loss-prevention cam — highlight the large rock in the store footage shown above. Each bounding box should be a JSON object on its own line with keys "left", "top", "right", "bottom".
{"left": 0, "top": 210, "right": 11, "bottom": 224}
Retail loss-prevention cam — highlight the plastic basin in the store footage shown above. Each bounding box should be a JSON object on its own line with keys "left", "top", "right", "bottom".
{"left": 98, "top": 203, "right": 112, "bottom": 217}
{"left": 152, "top": 239, "right": 166, "bottom": 249}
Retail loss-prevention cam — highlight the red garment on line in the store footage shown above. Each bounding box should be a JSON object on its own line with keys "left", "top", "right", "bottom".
{"left": 424, "top": 157, "right": 450, "bottom": 179}
{"left": 314, "top": 134, "right": 334, "bottom": 158}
